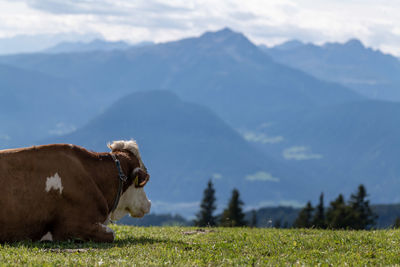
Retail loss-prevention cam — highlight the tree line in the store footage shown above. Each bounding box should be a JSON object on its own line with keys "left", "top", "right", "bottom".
{"left": 293, "top": 184, "right": 377, "bottom": 230}
{"left": 194, "top": 180, "right": 251, "bottom": 227}
{"left": 195, "top": 181, "right": 381, "bottom": 230}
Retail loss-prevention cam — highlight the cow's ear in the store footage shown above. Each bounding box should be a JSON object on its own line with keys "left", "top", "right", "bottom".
{"left": 132, "top": 168, "right": 149, "bottom": 187}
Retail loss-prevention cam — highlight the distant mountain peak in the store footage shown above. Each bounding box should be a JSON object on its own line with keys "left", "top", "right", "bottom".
{"left": 323, "top": 39, "right": 365, "bottom": 50}
{"left": 344, "top": 39, "right": 364, "bottom": 48}
{"left": 217, "top": 27, "right": 236, "bottom": 35}
{"left": 273, "top": 40, "right": 305, "bottom": 50}
{"left": 200, "top": 27, "right": 248, "bottom": 44}
{"left": 208, "top": 27, "right": 235, "bottom": 35}
{"left": 193, "top": 28, "right": 262, "bottom": 59}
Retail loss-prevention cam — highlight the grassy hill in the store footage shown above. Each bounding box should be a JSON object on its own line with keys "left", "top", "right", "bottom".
{"left": 1, "top": 226, "right": 400, "bottom": 266}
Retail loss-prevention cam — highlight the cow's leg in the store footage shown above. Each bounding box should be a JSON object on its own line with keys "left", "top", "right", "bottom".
{"left": 53, "top": 221, "right": 115, "bottom": 243}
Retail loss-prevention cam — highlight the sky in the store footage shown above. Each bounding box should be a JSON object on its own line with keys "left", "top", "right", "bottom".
{"left": 0, "top": 0, "right": 399, "bottom": 55}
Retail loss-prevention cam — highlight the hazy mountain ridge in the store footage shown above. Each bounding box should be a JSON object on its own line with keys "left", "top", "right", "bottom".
{"left": 263, "top": 39, "right": 400, "bottom": 101}
{"left": 0, "top": 33, "right": 101, "bottom": 55}
{"left": 0, "top": 28, "right": 362, "bottom": 128}
{"left": 45, "top": 39, "right": 154, "bottom": 54}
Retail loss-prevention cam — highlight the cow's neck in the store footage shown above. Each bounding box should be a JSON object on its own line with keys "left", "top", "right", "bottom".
{"left": 91, "top": 152, "right": 132, "bottom": 215}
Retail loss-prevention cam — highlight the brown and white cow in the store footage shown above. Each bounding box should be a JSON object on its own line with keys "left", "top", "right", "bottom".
{"left": 0, "top": 140, "right": 151, "bottom": 242}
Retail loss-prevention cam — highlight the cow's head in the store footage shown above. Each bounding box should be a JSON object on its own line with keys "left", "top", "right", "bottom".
{"left": 108, "top": 140, "right": 151, "bottom": 221}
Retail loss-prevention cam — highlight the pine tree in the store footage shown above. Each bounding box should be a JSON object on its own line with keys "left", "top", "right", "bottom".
{"left": 312, "top": 192, "right": 326, "bottom": 229}
{"left": 293, "top": 201, "right": 314, "bottom": 228}
{"left": 194, "top": 180, "right": 217, "bottom": 227}
{"left": 220, "top": 188, "right": 247, "bottom": 227}
{"left": 273, "top": 218, "right": 282, "bottom": 228}
{"left": 347, "top": 184, "right": 377, "bottom": 229}
{"left": 326, "top": 194, "right": 351, "bottom": 229}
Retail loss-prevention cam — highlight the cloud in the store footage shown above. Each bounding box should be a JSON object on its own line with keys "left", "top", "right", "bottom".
{"left": 245, "top": 171, "right": 280, "bottom": 182}
{"left": 212, "top": 173, "right": 223, "bottom": 179}
{"left": 242, "top": 131, "right": 284, "bottom": 144}
{"left": 230, "top": 11, "right": 257, "bottom": 21}
{"left": 48, "top": 122, "right": 76, "bottom": 136}
{"left": 25, "top": 0, "right": 103, "bottom": 15}
{"left": 15, "top": 0, "right": 191, "bottom": 16}
{"left": 283, "top": 146, "right": 323, "bottom": 160}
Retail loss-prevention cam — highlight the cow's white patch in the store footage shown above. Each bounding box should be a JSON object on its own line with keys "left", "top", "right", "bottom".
{"left": 40, "top": 231, "right": 53, "bottom": 241}
{"left": 45, "top": 173, "right": 64, "bottom": 194}
{"left": 110, "top": 186, "right": 151, "bottom": 221}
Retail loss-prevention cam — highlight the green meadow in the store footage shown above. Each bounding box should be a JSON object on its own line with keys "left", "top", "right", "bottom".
{"left": 1, "top": 225, "right": 400, "bottom": 266}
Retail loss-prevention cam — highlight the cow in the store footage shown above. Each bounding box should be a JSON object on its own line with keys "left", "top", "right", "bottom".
{"left": 0, "top": 140, "right": 151, "bottom": 243}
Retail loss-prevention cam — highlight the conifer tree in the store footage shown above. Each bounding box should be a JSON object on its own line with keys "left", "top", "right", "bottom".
{"left": 312, "top": 192, "right": 326, "bottom": 229}
{"left": 273, "top": 218, "right": 282, "bottom": 228}
{"left": 220, "top": 188, "right": 247, "bottom": 227}
{"left": 326, "top": 194, "right": 351, "bottom": 229}
{"left": 347, "top": 184, "right": 377, "bottom": 229}
{"left": 293, "top": 201, "right": 314, "bottom": 228}
{"left": 194, "top": 180, "right": 217, "bottom": 227}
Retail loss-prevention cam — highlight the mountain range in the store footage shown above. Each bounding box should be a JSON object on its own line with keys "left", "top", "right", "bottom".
{"left": 45, "top": 39, "right": 154, "bottom": 54}
{"left": 0, "top": 28, "right": 361, "bottom": 129}
{"left": 263, "top": 39, "right": 400, "bottom": 101}
{"left": 0, "top": 33, "right": 100, "bottom": 55}
{"left": 1, "top": 28, "right": 400, "bottom": 216}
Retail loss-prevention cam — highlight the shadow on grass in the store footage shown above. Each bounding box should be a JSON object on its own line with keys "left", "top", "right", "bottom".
{"left": 4, "top": 236, "right": 186, "bottom": 251}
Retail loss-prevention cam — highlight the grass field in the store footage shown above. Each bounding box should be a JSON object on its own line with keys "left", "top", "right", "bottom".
{"left": 1, "top": 225, "right": 400, "bottom": 266}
